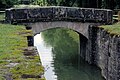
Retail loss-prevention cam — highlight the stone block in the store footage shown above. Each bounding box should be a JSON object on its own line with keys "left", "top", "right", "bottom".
{"left": 67, "top": 7, "right": 84, "bottom": 21}
{"left": 12, "top": 9, "right": 28, "bottom": 20}
{"left": 107, "top": 10, "right": 113, "bottom": 24}
{"left": 52, "top": 6, "right": 67, "bottom": 21}
{"left": 94, "top": 9, "right": 107, "bottom": 22}
{"left": 5, "top": 9, "right": 12, "bottom": 23}
{"left": 81, "top": 8, "right": 94, "bottom": 21}
{"left": 28, "top": 7, "right": 53, "bottom": 21}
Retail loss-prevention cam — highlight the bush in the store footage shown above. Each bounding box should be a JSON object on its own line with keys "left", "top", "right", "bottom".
{"left": 0, "top": 0, "right": 20, "bottom": 9}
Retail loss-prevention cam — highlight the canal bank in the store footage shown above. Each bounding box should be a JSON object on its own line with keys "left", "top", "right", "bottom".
{"left": 0, "top": 22, "right": 45, "bottom": 80}
{"left": 97, "top": 23, "right": 120, "bottom": 80}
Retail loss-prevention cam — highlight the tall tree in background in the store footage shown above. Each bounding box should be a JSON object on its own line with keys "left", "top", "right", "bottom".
{"left": 115, "top": 0, "right": 120, "bottom": 8}
{"left": 104, "top": 0, "right": 115, "bottom": 9}
{"left": 52, "top": 0, "right": 102, "bottom": 8}
{"left": 89, "top": 0, "right": 97, "bottom": 8}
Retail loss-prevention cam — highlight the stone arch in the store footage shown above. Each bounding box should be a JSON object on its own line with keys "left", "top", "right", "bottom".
{"left": 28, "top": 21, "right": 92, "bottom": 62}
{"left": 28, "top": 21, "right": 95, "bottom": 39}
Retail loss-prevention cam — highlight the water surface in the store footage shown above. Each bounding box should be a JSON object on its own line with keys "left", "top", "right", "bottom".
{"left": 34, "top": 28, "right": 105, "bottom": 80}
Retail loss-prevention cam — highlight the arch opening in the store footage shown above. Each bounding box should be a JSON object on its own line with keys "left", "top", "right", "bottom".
{"left": 33, "top": 27, "right": 105, "bottom": 80}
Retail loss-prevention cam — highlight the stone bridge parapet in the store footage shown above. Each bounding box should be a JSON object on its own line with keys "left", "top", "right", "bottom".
{"left": 5, "top": 6, "right": 112, "bottom": 24}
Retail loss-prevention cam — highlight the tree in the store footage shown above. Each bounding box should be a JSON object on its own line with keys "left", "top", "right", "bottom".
{"left": 115, "top": 0, "right": 120, "bottom": 8}
{"left": 32, "top": 0, "right": 48, "bottom": 6}
{"left": 0, "top": 0, "right": 19, "bottom": 9}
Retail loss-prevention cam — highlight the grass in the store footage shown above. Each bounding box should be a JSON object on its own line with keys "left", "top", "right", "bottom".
{"left": 0, "top": 23, "right": 27, "bottom": 80}
{"left": 14, "top": 5, "right": 41, "bottom": 8}
{"left": 0, "top": 24, "right": 27, "bottom": 60}
{"left": 10, "top": 60, "right": 44, "bottom": 79}
{"left": 0, "top": 13, "right": 45, "bottom": 80}
{"left": 0, "top": 13, "right": 5, "bottom": 20}
{"left": 100, "top": 22, "right": 120, "bottom": 35}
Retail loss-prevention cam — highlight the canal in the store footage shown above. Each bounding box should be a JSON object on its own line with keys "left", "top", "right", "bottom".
{"left": 34, "top": 28, "right": 105, "bottom": 80}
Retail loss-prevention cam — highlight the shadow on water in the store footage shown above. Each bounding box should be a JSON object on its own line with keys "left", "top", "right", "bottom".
{"left": 35, "top": 28, "right": 105, "bottom": 80}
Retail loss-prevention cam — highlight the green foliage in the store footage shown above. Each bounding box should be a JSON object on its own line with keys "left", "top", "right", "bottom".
{"left": 0, "top": 13, "right": 5, "bottom": 20}
{"left": 0, "top": 0, "right": 20, "bottom": 8}
{"left": 32, "top": 0, "right": 47, "bottom": 6}
{"left": 116, "top": 0, "right": 120, "bottom": 8}
{"left": 0, "top": 0, "right": 120, "bottom": 9}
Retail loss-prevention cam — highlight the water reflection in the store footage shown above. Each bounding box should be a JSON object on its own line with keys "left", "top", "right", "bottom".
{"left": 34, "top": 28, "right": 105, "bottom": 80}
{"left": 34, "top": 34, "right": 57, "bottom": 80}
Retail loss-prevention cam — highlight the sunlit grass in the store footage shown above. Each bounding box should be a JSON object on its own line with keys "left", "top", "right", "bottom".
{"left": 0, "top": 23, "right": 44, "bottom": 79}
{"left": 0, "top": 23, "right": 27, "bottom": 61}
{"left": 10, "top": 58, "right": 44, "bottom": 79}
{"left": 0, "top": 23, "right": 27, "bottom": 79}
{"left": 0, "top": 13, "right": 5, "bottom": 20}
{"left": 100, "top": 22, "right": 120, "bottom": 35}
{"left": 14, "top": 5, "right": 40, "bottom": 8}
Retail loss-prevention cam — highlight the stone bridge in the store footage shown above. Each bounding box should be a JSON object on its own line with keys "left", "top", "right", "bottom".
{"left": 5, "top": 6, "right": 120, "bottom": 80}
{"left": 5, "top": 6, "right": 112, "bottom": 38}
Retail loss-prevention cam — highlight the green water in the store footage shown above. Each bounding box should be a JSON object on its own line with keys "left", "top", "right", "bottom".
{"left": 35, "top": 28, "right": 105, "bottom": 80}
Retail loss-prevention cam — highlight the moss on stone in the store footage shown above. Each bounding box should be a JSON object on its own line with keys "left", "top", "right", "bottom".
{"left": 100, "top": 22, "right": 120, "bottom": 35}
{"left": 0, "top": 75, "right": 4, "bottom": 80}
{"left": 0, "top": 22, "right": 45, "bottom": 79}
{"left": 10, "top": 61, "right": 44, "bottom": 79}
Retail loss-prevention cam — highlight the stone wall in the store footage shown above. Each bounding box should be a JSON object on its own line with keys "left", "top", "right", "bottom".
{"left": 5, "top": 6, "right": 112, "bottom": 24}
{"left": 84, "top": 26, "right": 120, "bottom": 80}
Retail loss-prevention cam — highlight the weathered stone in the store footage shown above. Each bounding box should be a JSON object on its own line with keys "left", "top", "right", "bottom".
{"left": 88, "top": 27, "right": 120, "bottom": 80}
{"left": 82, "top": 8, "right": 94, "bottom": 22}
{"left": 28, "top": 7, "right": 53, "bottom": 21}
{"left": 5, "top": 6, "right": 112, "bottom": 24}
{"left": 67, "top": 7, "right": 84, "bottom": 21}
{"left": 53, "top": 7, "right": 67, "bottom": 20}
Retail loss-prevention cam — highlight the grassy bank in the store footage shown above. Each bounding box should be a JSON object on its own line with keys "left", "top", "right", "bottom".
{"left": 0, "top": 14, "right": 45, "bottom": 80}
{"left": 0, "top": 13, "right": 4, "bottom": 21}
{"left": 100, "top": 22, "right": 120, "bottom": 35}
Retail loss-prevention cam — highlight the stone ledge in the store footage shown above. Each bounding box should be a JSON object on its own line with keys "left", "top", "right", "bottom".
{"left": 5, "top": 6, "right": 112, "bottom": 24}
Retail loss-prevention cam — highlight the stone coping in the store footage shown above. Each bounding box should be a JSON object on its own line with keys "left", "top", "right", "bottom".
{"left": 5, "top": 6, "right": 112, "bottom": 24}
